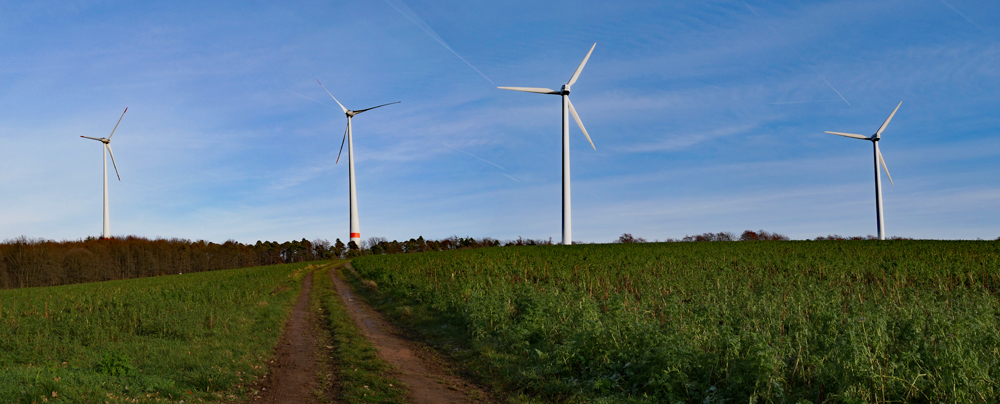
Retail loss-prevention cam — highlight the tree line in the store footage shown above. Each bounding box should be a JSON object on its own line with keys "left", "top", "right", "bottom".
{"left": 339, "top": 235, "right": 554, "bottom": 258}
{"left": 0, "top": 236, "right": 336, "bottom": 290}
{"left": 0, "top": 235, "right": 554, "bottom": 290}
{"left": 616, "top": 230, "right": 791, "bottom": 243}
{"left": 4, "top": 229, "right": 955, "bottom": 290}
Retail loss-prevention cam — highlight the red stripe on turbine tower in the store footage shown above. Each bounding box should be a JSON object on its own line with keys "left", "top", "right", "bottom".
{"left": 350, "top": 233, "right": 361, "bottom": 238}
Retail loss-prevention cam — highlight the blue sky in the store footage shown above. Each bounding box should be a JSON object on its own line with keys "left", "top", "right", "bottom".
{"left": 1, "top": 0, "right": 997, "bottom": 243}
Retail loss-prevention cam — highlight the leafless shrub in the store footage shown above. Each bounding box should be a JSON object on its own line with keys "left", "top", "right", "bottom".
{"left": 815, "top": 234, "right": 913, "bottom": 241}
{"left": 740, "top": 230, "right": 790, "bottom": 241}
{"left": 617, "top": 233, "right": 647, "bottom": 243}
{"left": 503, "top": 237, "right": 554, "bottom": 246}
{"left": 682, "top": 232, "right": 736, "bottom": 242}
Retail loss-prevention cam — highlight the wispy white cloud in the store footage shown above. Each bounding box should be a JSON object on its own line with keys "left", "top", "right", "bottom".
{"left": 615, "top": 123, "right": 759, "bottom": 153}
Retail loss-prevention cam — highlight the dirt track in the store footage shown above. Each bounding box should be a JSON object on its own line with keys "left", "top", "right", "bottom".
{"left": 333, "top": 265, "right": 488, "bottom": 404}
{"left": 247, "top": 266, "right": 487, "bottom": 403}
{"left": 250, "top": 272, "right": 321, "bottom": 404}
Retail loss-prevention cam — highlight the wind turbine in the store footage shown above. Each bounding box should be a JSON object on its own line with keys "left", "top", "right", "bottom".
{"left": 826, "top": 101, "right": 901, "bottom": 240}
{"left": 498, "top": 43, "right": 597, "bottom": 245}
{"left": 80, "top": 107, "right": 127, "bottom": 239}
{"left": 316, "top": 80, "right": 399, "bottom": 246}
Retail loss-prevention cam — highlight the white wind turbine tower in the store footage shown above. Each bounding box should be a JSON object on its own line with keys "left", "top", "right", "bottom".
{"left": 499, "top": 43, "right": 597, "bottom": 245}
{"left": 80, "top": 107, "right": 127, "bottom": 239}
{"left": 826, "top": 101, "right": 901, "bottom": 240}
{"left": 317, "top": 80, "right": 399, "bottom": 246}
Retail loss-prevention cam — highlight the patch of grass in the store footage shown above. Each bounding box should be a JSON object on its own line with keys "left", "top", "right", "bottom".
{"left": 310, "top": 262, "right": 342, "bottom": 401}
{"left": 313, "top": 264, "right": 407, "bottom": 404}
{"left": 350, "top": 241, "right": 1000, "bottom": 403}
{"left": 0, "top": 261, "right": 318, "bottom": 403}
{"left": 344, "top": 264, "right": 535, "bottom": 404}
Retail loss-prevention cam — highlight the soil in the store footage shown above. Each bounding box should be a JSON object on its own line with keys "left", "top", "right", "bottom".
{"left": 248, "top": 272, "right": 322, "bottom": 404}
{"left": 332, "top": 265, "right": 491, "bottom": 404}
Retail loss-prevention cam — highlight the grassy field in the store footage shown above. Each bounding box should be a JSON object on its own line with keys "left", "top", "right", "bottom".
{"left": 350, "top": 241, "right": 1000, "bottom": 403}
{"left": 0, "top": 261, "right": 315, "bottom": 403}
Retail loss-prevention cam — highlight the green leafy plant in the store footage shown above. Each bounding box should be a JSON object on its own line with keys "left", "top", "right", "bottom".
{"left": 96, "top": 352, "right": 136, "bottom": 377}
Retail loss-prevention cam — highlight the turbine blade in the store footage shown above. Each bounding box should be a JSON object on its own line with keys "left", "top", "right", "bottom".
{"left": 108, "top": 107, "right": 127, "bottom": 139}
{"left": 335, "top": 123, "right": 348, "bottom": 164}
{"left": 106, "top": 144, "right": 121, "bottom": 181}
{"left": 825, "top": 131, "right": 870, "bottom": 140}
{"left": 316, "top": 79, "right": 348, "bottom": 113}
{"left": 80, "top": 136, "right": 103, "bottom": 141}
{"left": 354, "top": 101, "right": 401, "bottom": 114}
{"left": 875, "top": 101, "right": 902, "bottom": 139}
{"left": 497, "top": 86, "right": 560, "bottom": 95}
{"left": 878, "top": 148, "right": 893, "bottom": 185}
{"left": 567, "top": 98, "right": 595, "bottom": 150}
{"left": 567, "top": 43, "right": 596, "bottom": 86}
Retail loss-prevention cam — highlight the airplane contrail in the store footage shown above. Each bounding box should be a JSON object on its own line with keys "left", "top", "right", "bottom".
{"left": 382, "top": 0, "right": 496, "bottom": 85}
{"left": 804, "top": 65, "right": 850, "bottom": 107}
{"left": 741, "top": 1, "right": 851, "bottom": 107}
{"left": 768, "top": 99, "right": 843, "bottom": 105}
{"left": 938, "top": 0, "right": 990, "bottom": 36}
{"left": 436, "top": 140, "right": 504, "bottom": 170}
{"left": 435, "top": 140, "right": 521, "bottom": 182}
{"left": 502, "top": 173, "right": 521, "bottom": 183}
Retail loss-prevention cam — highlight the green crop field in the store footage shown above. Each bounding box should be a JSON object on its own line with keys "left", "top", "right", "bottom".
{"left": 351, "top": 241, "right": 1000, "bottom": 403}
{"left": 0, "top": 261, "right": 314, "bottom": 403}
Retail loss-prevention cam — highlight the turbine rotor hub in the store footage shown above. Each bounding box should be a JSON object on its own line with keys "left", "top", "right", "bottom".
{"left": 561, "top": 84, "right": 570, "bottom": 95}
{"left": 346, "top": 110, "right": 356, "bottom": 117}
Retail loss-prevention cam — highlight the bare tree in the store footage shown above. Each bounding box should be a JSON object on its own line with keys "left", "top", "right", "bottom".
{"left": 617, "top": 233, "right": 647, "bottom": 243}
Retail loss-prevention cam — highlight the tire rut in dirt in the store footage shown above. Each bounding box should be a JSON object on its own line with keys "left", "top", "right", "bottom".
{"left": 249, "top": 272, "right": 322, "bottom": 404}
{"left": 333, "top": 266, "right": 488, "bottom": 404}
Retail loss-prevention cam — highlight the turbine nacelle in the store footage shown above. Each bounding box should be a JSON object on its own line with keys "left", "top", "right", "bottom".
{"left": 80, "top": 107, "right": 127, "bottom": 182}
{"left": 497, "top": 43, "right": 598, "bottom": 151}
{"left": 81, "top": 136, "right": 111, "bottom": 144}
{"left": 316, "top": 78, "right": 400, "bottom": 163}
